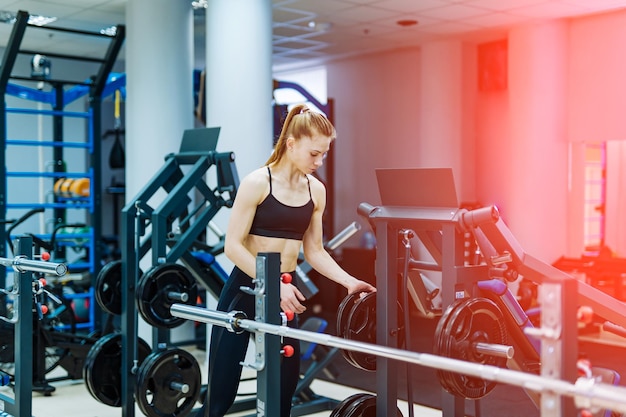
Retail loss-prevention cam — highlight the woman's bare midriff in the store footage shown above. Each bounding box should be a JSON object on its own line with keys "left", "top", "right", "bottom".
{"left": 245, "top": 234, "right": 302, "bottom": 272}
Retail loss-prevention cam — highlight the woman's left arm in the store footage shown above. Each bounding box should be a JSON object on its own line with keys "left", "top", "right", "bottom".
{"left": 302, "top": 178, "right": 376, "bottom": 295}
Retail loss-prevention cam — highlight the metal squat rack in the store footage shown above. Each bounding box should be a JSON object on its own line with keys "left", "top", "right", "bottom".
{"left": 0, "top": 236, "right": 67, "bottom": 417}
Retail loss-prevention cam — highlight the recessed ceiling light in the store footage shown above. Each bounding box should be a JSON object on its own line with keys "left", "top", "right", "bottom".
{"left": 308, "top": 21, "right": 333, "bottom": 32}
{"left": 28, "top": 14, "right": 57, "bottom": 26}
{"left": 397, "top": 19, "right": 418, "bottom": 27}
{"left": 0, "top": 10, "right": 57, "bottom": 26}
{"left": 192, "top": 0, "right": 208, "bottom": 9}
{"left": 100, "top": 26, "right": 117, "bottom": 36}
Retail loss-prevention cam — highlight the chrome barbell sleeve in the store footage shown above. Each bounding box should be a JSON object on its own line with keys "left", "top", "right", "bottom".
{"left": 474, "top": 342, "right": 515, "bottom": 359}
{"left": 0, "top": 256, "right": 67, "bottom": 276}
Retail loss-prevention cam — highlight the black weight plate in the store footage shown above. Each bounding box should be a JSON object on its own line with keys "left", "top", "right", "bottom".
{"left": 342, "top": 293, "right": 377, "bottom": 371}
{"left": 343, "top": 292, "right": 405, "bottom": 372}
{"left": 83, "top": 333, "right": 151, "bottom": 407}
{"left": 136, "top": 263, "right": 198, "bottom": 329}
{"left": 433, "top": 297, "right": 506, "bottom": 399}
{"left": 96, "top": 260, "right": 144, "bottom": 316}
{"left": 342, "top": 394, "right": 376, "bottom": 417}
{"left": 433, "top": 299, "right": 458, "bottom": 395}
{"left": 336, "top": 292, "right": 361, "bottom": 338}
{"left": 95, "top": 261, "right": 120, "bottom": 315}
{"left": 446, "top": 297, "right": 506, "bottom": 399}
{"left": 342, "top": 393, "right": 403, "bottom": 417}
{"left": 135, "top": 348, "right": 201, "bottom": 417}
{"left": 329, "top": 393, "right": 370, "bottom": 417}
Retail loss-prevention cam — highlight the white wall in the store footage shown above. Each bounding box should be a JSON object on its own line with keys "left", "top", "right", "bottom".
{"left": 314, "top": 10, "right": 626, "bottom": 262}
{"left": 325, "top": 48, "right": 423, "bottom": 234}
{"left": 568, "top": 9, "right": 626, "bottom": 256}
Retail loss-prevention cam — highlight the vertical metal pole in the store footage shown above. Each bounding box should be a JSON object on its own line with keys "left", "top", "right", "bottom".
{"left": 375, "top": 222, "right": 398, "bottom": 417}
{"left": 14, "top": 235, "right": 34, "bottom": 416}
{"left": 52, "top": 84, "right": 66, "bottom": 249}
{"left": 0, "top": 11, "right": 29, "bottom": 288}
{"left": 89, "top": 100, "right": 103, "bottom": 324}
{"left": 440, "top": 222, "right": 466, "bottom": 417}
{"left": 325, "top": 97, "right": 335, "bottom": 238}
{"left": 255, "top": 252, "right": 282, "bottom": 417}
{"left": 121, "top": 202, "right": 137, "bottom": 417}
{"left": 540, "top": 278, "right": 577, "bottom": 416}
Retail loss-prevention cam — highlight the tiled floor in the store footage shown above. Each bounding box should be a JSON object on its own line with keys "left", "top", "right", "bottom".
{"left": 1, "top": 347, "right": 443, "bottom": 417}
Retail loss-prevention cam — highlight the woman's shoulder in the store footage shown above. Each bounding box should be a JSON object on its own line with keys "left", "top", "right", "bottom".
{"left": 306, "top": 174, "right": 327, "bottom": 198}
{"left": 238, "top": 166, "right": 270, "bottom": 195}
{"left": 243, "top": 166, "right": 269, "bottom": 182}
{"left": 306, "top": 173, "right": 325, "bottom": 188}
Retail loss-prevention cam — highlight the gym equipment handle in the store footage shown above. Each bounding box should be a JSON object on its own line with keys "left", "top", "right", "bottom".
{"left": 325, "top": 221, "right": 361, "bottom": 251}
{"left": 357, "top": 202, "right": 377, "bottom": 219}
{"left": 460, "top": 205, "right": 500, "bottom": 230}
{"left": 0, "top": 255, "right": 67, "bottom": 276}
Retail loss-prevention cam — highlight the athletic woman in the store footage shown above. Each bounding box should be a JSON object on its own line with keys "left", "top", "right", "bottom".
{"left": 200, "top": 104, "right": 376, "bottom": 417}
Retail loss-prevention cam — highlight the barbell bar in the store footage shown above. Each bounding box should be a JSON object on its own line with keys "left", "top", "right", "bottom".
{"left": 0, "top": 255, "right": 67, "bottom": 276}
{"left": 170, "top": 303, "right": 626, "bottom": 414}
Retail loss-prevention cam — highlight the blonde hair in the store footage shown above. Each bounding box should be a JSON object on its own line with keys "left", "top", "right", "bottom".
{"left": 266, "top": 104, "right": 336, "bottom": 165}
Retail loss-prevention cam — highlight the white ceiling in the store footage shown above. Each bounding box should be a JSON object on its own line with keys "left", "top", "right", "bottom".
{"left": 1, "top": 0, "right": 626, "bottom": 72}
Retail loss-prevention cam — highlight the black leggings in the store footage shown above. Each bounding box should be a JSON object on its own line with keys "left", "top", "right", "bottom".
{"left": 202, "top": 266, "right": 301, "bottom": 417}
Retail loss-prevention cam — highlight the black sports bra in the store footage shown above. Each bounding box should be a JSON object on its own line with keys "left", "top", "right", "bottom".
{"left": 249, "top": 167, "right": 314, "bottom": 240}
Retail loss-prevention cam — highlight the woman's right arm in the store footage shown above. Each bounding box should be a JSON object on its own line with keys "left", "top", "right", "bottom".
{"left": 223, "top": 169, "right": 265, "bottom": 278}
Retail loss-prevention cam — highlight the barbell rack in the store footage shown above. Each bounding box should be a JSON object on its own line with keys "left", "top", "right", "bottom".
{"left": 0, "top": 236, "right": 68, "bottom": 417}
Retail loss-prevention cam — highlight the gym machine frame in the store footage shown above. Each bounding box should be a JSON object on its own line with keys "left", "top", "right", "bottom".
{"left": 356, "top": 202, "right": 490, "bottom": 416}
{"left": 119, "top": 137, "right": 238, "bottom": 417}
{"left": 170, "top": 251, "right": 626, "bottom": 417}
{"left": 0, "top": 236, "right": 68, "bottom": 417}
{"left": 357, "top": 199, "right": 626, "bottom": 416}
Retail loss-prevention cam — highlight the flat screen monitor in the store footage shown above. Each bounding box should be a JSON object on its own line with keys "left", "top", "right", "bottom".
{"left": 375, "top": 167, "right": 458, "bottom": 207}
{"left": 179, "top": 127, "right": 220, "bottom": 154}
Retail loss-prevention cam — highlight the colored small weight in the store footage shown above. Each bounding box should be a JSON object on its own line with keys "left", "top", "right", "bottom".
{"left": 59, "top": 178, "right": 75, "bottom": 197}
{"left": 135, "top": 348, "right": 201, "bottom": 417}
{"left": 136, "top": 263, "right": 198, "bottom": 329}
{"left": 53, "top": 177, "right": 66, "bottom": 196}
{"left": 69, "top": 177, "right": 90, "bottom": 197}
{"left": 83, "top": 333, "right": 151, "bottom": 407}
